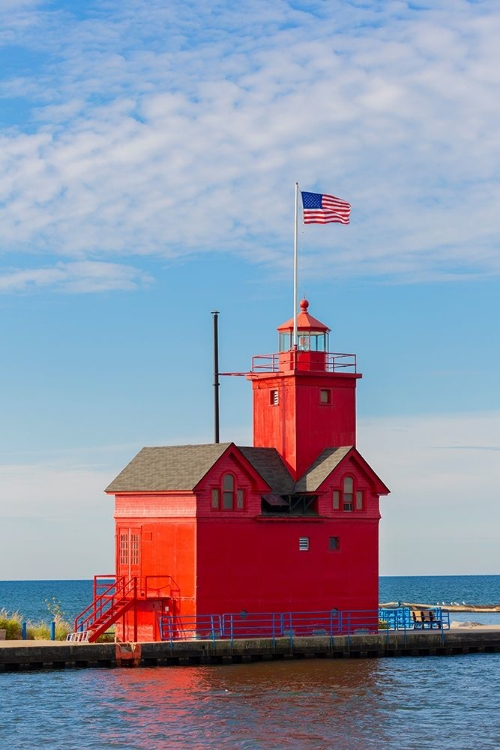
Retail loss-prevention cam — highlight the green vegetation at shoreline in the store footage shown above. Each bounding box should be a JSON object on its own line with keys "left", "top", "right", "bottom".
{"left": 0, "top": 607, "right": 72, "bottom": 640}
{"left": 0, "top": 599, "right": 72, "bottom": 640}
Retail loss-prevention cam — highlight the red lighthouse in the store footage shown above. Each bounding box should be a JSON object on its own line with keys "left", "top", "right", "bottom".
{"left": 251, "top": 299, "right": 359, "bottom": 478}
{"left": 74, "top": 301, "right": 389, "bottom": 642}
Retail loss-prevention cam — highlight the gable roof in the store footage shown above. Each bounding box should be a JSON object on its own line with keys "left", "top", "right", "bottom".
{"left": 238, "top": 446, "right": 295, "bottom": 495}
{"left": 105, "top": 442, "right": 389, "bottom": 496}
{"left": 105, "top": 443, "right": 232, "bottom": 493}
{"left": 295, "top": 447, "right": 353, "bottom": 492}
{"left": 295, "top": 446, "right": 390, "bottom": 494}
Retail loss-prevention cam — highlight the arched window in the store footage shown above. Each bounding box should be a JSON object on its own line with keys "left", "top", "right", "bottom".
{"left": 332, "top": 476, "right": 364, "bottom": 512}
{"left": 343, "top": 477, "right": 354, "bottom": 512}
{"left": 212, "top": 473, "right": 246, "bottom": 511}
{"left": 223, "top": 473, "right": 235, "bottom": 510}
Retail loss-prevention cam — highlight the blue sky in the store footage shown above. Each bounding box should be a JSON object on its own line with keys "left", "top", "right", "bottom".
{"left": 0, "top": 0, "right": 499, "bottom": 580}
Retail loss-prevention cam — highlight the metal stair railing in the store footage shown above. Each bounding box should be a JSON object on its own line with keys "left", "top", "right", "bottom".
{"left": 73, "top": 576, "right": 137, "bottom": 637}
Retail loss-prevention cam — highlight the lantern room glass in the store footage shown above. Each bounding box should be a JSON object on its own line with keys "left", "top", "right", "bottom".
{"left": 279, "top": 331, "right": 329, "bottom": 352}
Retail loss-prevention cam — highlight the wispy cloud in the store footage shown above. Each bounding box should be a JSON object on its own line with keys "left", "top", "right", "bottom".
{"left": 0, "top": 260, "right": 153, "bottom": 293}
{"left": 1, "top": 1, "right": 500, "bottom": 285}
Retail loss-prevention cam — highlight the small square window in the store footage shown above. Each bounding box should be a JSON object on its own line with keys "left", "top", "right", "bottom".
{"left": 356, "top": 491, "right": 363, "bottom": 510}
{"left": 320, "top": 389, "right": 331, "bottom": 404}
{"left": 299, "top": 537, "right": 309, "bottom": 551}
{"left": 329, "top": 537, "right": 340, "bottom": 551}
{"left": 333, "top": 490, "right": 340, "bottom": 510}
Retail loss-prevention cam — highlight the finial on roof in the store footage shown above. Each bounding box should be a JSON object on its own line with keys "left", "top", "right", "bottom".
{"left": 300, "top": 299, "right": 309, "bottom": 312}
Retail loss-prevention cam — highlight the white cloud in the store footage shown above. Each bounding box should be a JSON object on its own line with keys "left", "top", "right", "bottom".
{"left": 0, "top": 1, "right": 499, "bottom": 284}
{"left": 0, "top": 260, "right": 153, "bottom": 293}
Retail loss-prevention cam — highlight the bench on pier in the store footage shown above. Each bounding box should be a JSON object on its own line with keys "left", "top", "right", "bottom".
{"left": 66, "top": 631, "right": 91, "bottom": 642}
{"left": 411, "top": 609, "right": 442, "bottom": 629}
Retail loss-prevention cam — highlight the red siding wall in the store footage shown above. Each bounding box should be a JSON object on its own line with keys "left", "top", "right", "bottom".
{"left": 196, "top": 455, "right": 380, "bottom": 615}
{"left": 196, "top": 516, "right": 379, "bottom": 615}
{"left": 114, "top": 492, "right": 198, "bottom": 640}
{"left": 251, "top": 371, "right": 360, "bottom": 478}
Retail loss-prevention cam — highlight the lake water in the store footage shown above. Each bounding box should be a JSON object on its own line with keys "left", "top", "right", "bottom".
{"left": 1, "top": 576, "right": 500, "bottom": 749}
{"left": 2, "top": 575, "right": 500, "bottom": 624}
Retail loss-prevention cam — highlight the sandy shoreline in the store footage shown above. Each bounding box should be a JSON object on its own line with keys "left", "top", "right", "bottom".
{"left": 450, "top": 621, "right": 500, "bottom": 630}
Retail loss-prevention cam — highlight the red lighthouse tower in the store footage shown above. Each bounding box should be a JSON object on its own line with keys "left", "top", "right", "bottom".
{"left": 251, "top": 299, "right": 360, "bottom": 479}
{"left": 74, "top": 301, "right": 389, "bottom": 642}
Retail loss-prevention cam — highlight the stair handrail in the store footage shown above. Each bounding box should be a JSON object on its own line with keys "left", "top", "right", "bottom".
{"left": 94, "top": 574, "right": 117, "bottom": 600}
{"left": 82, "top": 577, "right": 137, "bottom": 634}
{"left": 74, "top": 576, "right": 129, "bottom": 632}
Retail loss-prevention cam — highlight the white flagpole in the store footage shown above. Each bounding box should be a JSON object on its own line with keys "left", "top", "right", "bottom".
{"left": 293, "top": 182, "right": 299, "bottom": 347}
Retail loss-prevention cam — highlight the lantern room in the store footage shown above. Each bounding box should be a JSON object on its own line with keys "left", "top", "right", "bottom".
{"left": 276, "top": 298, "right": 329, "bottom": 372}
{"left": 278, "top": 298, "right": 330, "bottom": 351}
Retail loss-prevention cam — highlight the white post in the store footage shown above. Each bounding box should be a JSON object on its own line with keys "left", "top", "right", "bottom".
{"left": 293, "top": 182, "right": 299, "bottom": 347}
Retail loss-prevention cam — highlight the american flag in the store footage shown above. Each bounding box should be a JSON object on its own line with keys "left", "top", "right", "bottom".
{"left": 301, "top": 191, "right": 351, "bottom": 225}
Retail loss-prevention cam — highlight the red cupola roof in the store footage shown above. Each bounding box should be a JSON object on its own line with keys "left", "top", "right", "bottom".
{"left": 277, "top": 299, "right": 330, "bottom": 333}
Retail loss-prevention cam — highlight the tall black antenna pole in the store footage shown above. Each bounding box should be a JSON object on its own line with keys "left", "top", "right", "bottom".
{"left": 211, "top": 310, "right": 220, "bottom": 443}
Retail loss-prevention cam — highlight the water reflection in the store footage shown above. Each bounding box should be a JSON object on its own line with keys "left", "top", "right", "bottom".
{"left": 84, "top": 660, "right": 394, "bottom": 749}
{"left": 1, "top": 656, "right": 500, "bottom": 749}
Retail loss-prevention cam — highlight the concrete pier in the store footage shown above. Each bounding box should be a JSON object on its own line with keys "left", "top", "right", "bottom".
{"left": 1, "top": 629, "right": 500, "bottom": 671}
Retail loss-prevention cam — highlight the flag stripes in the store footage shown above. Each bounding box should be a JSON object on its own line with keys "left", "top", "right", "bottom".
{"left": 301, "top": 191, "right": 351, "bottom": 225}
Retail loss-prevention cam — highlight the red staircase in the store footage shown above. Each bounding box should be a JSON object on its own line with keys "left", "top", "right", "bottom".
{"left": 69, "top": 576, "right": 137, "bottom": 643}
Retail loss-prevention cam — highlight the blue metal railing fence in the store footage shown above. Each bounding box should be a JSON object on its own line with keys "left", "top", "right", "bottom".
{"left": 158, "top": 607, "right": 450, "bottom": 644}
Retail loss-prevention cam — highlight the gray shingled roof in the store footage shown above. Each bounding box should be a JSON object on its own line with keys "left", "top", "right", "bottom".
{"left": 295, "top": 446, "right": 353, "bottom": 492}
{"left": 105, "top": 443, "right": 232, "bottom": 492}
{"left": 238, "top": 446, "right": 296, "bottom": 495}
{"left": 105, "top": 442, "right": 355, "bottom": 495}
